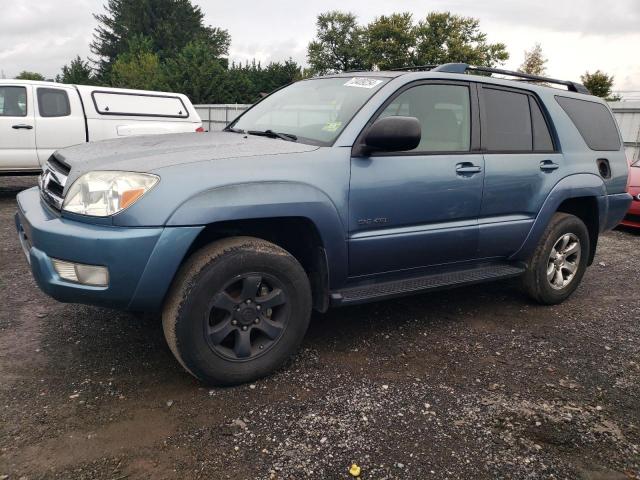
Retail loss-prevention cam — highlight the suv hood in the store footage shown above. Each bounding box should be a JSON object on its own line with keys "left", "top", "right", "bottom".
{"left": 55, "top": 131, "right": 319, "bottom": 185}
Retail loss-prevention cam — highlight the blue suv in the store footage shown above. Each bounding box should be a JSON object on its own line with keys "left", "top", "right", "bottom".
{"left": 15, "top": 64, "right": 631, "bottom": 385}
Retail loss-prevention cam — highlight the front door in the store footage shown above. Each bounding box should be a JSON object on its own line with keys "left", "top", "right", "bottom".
{"left": 0, "top": 85, "right": 38, "bottom": 171}
{"left": 348, "top": 81, "right": 484, "bottom": 277}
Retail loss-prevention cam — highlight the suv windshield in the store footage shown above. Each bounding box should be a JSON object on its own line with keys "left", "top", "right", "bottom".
{"left": 228, "top": 76, "right": 390, "bottom": 146}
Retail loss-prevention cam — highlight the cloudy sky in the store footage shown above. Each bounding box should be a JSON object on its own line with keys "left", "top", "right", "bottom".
{"left": 1, "top": 0, "right": 639, "bottom": 92}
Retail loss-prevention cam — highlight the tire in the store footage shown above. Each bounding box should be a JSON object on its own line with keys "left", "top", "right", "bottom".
{"left": 521, "top": 213, "right": 590, "bottom": 305}
{"left": 162, "top": 236, "right": 312, "bottom": 386}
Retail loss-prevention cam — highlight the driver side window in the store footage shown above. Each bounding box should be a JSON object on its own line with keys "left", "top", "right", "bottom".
{"left": 379, "top": 84, "right": 471, "bottom": 152}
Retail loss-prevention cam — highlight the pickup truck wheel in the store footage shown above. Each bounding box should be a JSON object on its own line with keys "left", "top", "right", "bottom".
{"left": 521, "top": 213, "right": 590, "bottom": 305}
{"left": 162, "top": 237, "right": 312, "bottom": 386}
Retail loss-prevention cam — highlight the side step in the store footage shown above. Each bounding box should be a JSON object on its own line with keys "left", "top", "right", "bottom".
{"left": 331, "top": 263, "right": 525, "bottom": 306}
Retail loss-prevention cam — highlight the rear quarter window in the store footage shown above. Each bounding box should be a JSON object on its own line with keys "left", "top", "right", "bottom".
{"left": 555, "top": 96, "right": 621, "bottom": 151}
{"left": 37, "top": 88, "right": 71, "bottom": 117}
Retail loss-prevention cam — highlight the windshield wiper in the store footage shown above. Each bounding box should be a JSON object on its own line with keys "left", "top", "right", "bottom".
{"left": 247, "top": 129, "right": 298, "bottom": 142}
{"left": 225, "top": 127, "right": 246, "bottom": 134}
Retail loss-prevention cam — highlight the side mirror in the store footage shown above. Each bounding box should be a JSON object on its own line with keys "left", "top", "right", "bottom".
{"left": 359, "top": 116, "right": 421, "bottom": 155}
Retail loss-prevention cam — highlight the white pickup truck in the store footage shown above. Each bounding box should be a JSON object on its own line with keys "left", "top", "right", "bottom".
{"left": 0, "top": 80, "right": 203, "bottom": 174}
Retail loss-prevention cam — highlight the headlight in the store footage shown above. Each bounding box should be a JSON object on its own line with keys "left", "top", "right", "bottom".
{"left": 62, "top": 171, "right": 159, "bottom": 217}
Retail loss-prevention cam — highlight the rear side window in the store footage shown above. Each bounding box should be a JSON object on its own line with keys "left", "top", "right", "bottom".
{"left": 92, "top": 91, "right": 188, "bottom": 118}
{"left": 0, "top": 86, "right": 27, "bottom": 117}
{"left": 530, "top": 98, "right": 554, "bottom": 151}
{"left": 37, "top": 88, "right": 70, "bottom": 117}
{"left": 482, "top": 87, "right": 555, "bottom": 152}
{"left": 555, "top": 96, "right": 621, "bottom": 151}
{"left": 483, "top": 88, "right": 532, "bottom": 151}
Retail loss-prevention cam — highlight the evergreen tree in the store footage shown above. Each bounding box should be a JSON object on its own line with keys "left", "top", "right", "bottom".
{"left": 16, "top": 71, "right": 45, "bottom": 81}
{"left": 163, "top": 40, "right": 227, "bottom": 103}
{"left": 110, "top": 35, "right": 166, "bottom": 90}
{"left": 56, "top": 56, "right": 96, "bottom": 85}
{"left": 91, "top": 0, "right": 230, "bottom": 78}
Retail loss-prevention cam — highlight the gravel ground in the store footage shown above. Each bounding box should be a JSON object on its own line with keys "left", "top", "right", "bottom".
{"left": 0, "top": 176, "right": 639, "bottom": 480}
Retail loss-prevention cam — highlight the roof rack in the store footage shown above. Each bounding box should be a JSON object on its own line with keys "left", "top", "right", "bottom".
{"left": 390, "top": 65, "right": 438, "bottom": 72}
{"left": 394, "top": 63, "right": 590, "bottom": 94}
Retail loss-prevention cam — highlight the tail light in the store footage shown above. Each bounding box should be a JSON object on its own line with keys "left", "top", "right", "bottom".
{"left": 195, "top": 126, "right": 205, "bottom": 133}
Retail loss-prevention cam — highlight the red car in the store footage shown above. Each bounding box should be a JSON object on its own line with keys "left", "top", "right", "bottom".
{"left": 621, "top": 159, "right": 640, "bottom": 228}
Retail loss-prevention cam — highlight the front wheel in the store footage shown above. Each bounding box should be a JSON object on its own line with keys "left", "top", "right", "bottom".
{"left": 162, "top": 237, "right": 312, "bottom": 385}
{"left": 521, "top": 213, "right": 590, "bottom": 305}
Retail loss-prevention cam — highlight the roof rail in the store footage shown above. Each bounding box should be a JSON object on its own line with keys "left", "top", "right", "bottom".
{"left": 390, "top": 65, "right": 438, "bottom": 72}
{"left": 430, "top": 63, "right": 590, "bottom": 94}
{"left": 386, "top": 63, "right": 590, "bottom": 94}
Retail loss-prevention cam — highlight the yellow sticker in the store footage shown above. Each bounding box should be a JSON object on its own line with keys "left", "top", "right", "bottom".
{"left": 322, "top": 121, "right": 342, "bottom": 132}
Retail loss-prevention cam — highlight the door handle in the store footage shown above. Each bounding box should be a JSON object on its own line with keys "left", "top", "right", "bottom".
{"left": 456, "top": 162, "right": 482, "bottom": 175}
{"left": 12, "top": 124, "right": 33, "bottom": 130}
{"left": 540, "top": 160, "right": 559, "bottom": 171}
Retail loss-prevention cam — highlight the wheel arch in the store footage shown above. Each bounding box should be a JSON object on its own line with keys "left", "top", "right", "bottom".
{"left": 165, "top": 181, "right": 348, "bottom": 312}
{"left": 510, "top": 174, "right": 606, "bottom": 265}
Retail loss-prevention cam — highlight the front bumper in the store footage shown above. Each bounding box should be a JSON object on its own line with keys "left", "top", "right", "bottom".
{"left": 15, "top": 187, "right": 203, "bottom": 311}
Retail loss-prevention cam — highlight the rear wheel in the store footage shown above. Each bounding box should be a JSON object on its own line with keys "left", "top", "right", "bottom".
{"left": 162, "top": 237, "right": 312, "bottom": 385}
{"left": 521, "top": 213, "right": 590, "bottom": 305}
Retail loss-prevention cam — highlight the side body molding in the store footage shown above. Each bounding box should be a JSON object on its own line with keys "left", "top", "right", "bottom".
{"left": 166, "top": 181, "right": 348, "bottom": 287}
{"left": 509, "top": 173, "right": 607, "bottom": 263}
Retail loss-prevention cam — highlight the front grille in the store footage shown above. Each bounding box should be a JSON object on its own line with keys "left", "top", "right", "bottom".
{"left": 39, "top": 155, "right": 70, "bottom": 210}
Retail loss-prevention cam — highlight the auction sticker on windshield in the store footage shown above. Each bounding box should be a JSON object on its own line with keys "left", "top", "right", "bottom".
{"left": 344, "top": 77, "right": 384, "bottom": 89}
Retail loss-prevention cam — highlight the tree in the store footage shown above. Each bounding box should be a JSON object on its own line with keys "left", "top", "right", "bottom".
{"left": 308, "top": 11, "right": 508, "bottom": 73}
{"left": 56, "top": 56, "right": 96, "bottom": 85}
{"left": 91, "top": 0, "right": 230, "bottom": 78}
{"left": 581, "top": 70, "right": 620, "bottom": 100}
{"left": 307, "top": 11, "right": 369, "bottom": 74}
{"left": 16, "top": 71, "right": 45, "bottom": 81}
{"left": 163, "top": 40, "right": 227, "bottom": 103}
{"left": 519, "top": 43, "right": 547, "bottom": 76}
{"left": 364, "top": 13, "right": 416, "bottom": 70}
{"left": 414, "top": 12, "right": 508, "bottom": 67}
{"left": 110, "top": 35, "right": 166, "bottom": 90}
{"left": 222, "top": 59, "right": 304, "bottom": 104}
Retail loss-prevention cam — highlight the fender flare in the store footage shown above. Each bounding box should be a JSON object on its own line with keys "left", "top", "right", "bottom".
{"left": 166, "top": 181, "right": 348, "bottom": 287}
{"left": 509, "top": 173, "right": 607, "bottom": 262}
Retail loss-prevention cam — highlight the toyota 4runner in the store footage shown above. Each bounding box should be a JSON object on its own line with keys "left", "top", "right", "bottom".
{"left": 15, "top": 63, "right": 632, "bottom": 385}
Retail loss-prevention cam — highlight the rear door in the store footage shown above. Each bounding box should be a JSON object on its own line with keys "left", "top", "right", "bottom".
{"left": 34, "top": 86, "right": 86, "bottom": 164}
{"left": 478, "top": 85, "right": 561, "bottom": 258}
{"left": 0, "top": 84, "right": 38, "bottom": 171}
{"left": 348, "top": 81, "right": 484, "bottom": 277}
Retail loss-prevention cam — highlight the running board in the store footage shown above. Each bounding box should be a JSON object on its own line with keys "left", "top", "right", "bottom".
{"left": 331, "top": 263, "right": 525, "bottom": 306}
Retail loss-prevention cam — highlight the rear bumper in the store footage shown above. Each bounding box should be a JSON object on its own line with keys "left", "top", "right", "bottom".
{"left": 603, "top": 192, "right": 633, "bottom": 231}
{"left": 15, "top": 187, "right": 202, "bottom": 311}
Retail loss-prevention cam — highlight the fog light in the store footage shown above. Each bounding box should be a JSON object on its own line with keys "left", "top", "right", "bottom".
{"left": 51, "top": 258, "right": 109, "bottom": 286}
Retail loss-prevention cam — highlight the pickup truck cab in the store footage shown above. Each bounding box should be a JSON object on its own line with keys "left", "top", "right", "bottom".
{"left": 0, "top": 80, "right": 202, "bottom": 174}
{"left": 15, "top": 64, "right": 632, "bottom": 385}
